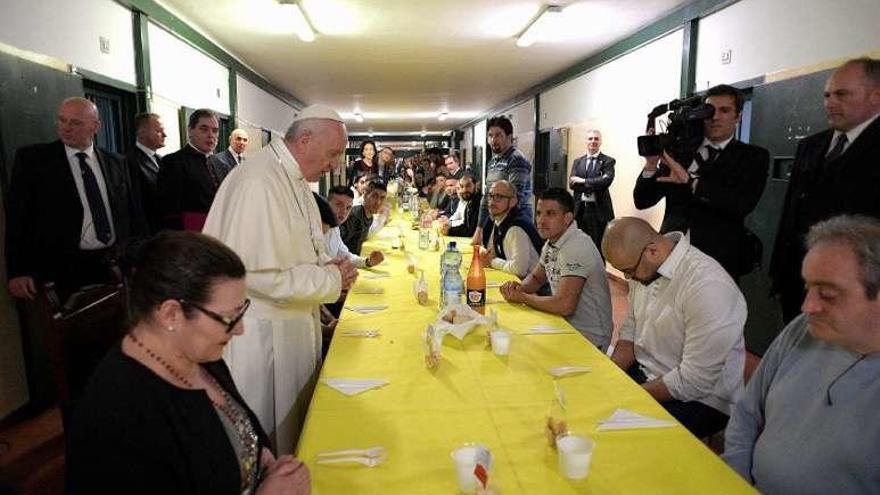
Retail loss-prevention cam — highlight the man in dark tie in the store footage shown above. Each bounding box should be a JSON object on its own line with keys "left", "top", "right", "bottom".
{"left": 634, "top": 84, "right": 770, "bottom": 280}
{"left": 569, "top": 129, "right": 615, "bottom": 254}
{"left": 157, "top": 108, "right": 220, "bottom": 230}
{"left": 209, "top": 128, "right": 248, "bottom": 181}
{"left": 127, "top": 112, "right": 166, "bottom": 233}
{"left": 770, "top": 57, "right": 880, "bottom": 323}
{"left": 6, "top": 97, "right": 145, "bottom": 299}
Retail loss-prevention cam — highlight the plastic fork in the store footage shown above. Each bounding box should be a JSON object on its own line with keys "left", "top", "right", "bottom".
{"left": 315, "top": 453, "right": 387, "bottom": 467}
{"left": 317, "top": 446, "right": 386, "bottom": 458}
{"left": 340, "top": 330, "right": 380, "bottom": 338}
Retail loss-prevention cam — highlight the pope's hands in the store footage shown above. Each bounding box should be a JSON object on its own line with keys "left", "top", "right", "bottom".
{"left": 328, "top": 257, "right": 358, "bottom": 291}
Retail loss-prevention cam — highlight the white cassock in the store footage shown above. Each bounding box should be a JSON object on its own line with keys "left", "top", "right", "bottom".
{"left": 203, "top": 139, "right": 341, "bottom": 454}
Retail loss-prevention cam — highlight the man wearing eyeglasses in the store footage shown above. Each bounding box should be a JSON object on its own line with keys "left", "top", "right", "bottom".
{"left": 724, "top": 215, "right": 880, "bottom": 494}
{"left": 479, "top": 180, "right": 542, "bottom": 279}
{"left": 602, "top": 217, "right": 746, "bottom": 439}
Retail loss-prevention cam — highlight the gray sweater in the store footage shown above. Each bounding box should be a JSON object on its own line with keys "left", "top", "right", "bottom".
{"left": 723, "top": 314, "right": 880, "bottom": 494}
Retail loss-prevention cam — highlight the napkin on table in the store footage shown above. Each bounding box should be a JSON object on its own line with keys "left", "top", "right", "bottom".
{"left": 597, "top": 408, "right": 676, "bottom": 431}
{"left": 323, "top": 378, "right": 389, "bottom": 396}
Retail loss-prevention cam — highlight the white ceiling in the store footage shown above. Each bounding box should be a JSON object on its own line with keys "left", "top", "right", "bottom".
{"left": 157, "top": 0, "right": 691, "bottom": 133}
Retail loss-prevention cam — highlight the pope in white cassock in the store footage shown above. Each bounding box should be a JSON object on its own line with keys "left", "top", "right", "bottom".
{"left": 203, "top": 105, "right": 358, "bottom": 454}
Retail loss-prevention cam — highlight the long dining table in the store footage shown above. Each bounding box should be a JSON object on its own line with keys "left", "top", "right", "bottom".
{"left": 296, "top": 215, "right": 755, "bottom": 494}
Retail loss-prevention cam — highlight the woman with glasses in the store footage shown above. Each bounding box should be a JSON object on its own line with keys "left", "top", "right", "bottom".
{"left": 67, "top": 231, "right": 310, "bottom": 495}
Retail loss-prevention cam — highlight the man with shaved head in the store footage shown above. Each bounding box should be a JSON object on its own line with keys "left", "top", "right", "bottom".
{"left": 204, "top": 105, "right": 357, "bottom": 454}
{"left": 479, "top": 180, "right": 542, "bottom": 279}
{"left": 603, "top": 216, "right": 747, "bottom": 438}
{"left": 6, "top": 97, "right": 144, "bottom": 299}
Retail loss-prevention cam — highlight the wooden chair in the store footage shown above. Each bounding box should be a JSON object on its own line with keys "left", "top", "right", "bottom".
{"left": 39, "top": 282, "right": 128, "bottom": 429}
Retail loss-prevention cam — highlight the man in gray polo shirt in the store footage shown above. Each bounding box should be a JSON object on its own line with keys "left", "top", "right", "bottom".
{"left": 499, "top": 188, "right": 613, "bottom": 350}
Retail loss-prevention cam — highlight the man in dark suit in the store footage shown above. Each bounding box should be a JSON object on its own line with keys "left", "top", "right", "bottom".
{"left": 569, "top": 129, "right": 615, "bottom": 254}
{"left": 127, "top": 112, "right": 167, "bottom": 233}
{"left": 634, "top": 84, "right": 770, "bottom": 280}
{"left": 440, "top": 174, "right": 482, "bottom": 238}
{"left": 6, "top": 97, "right": 145, "bottom": 299}
{"left": 770, "top": 57, "right": 880, "bottom": 323}
{"left": 157, "top": 108, "right": 220, "bottom": 230}
{"left": 209, "top": 128, "right": 248, "bottom": 182}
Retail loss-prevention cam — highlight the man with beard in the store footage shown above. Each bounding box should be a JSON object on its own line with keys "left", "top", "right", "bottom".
{"left": 724, "top": 215, "right": 880, "bottom": 494}
{"left": 602, "top": 216, "right": 746, "bottom": 438}
{"left": 473, "top": 115, "right": 533, "bottom": 244}
{"left": 439, "top": 174, "right": 481, "bottom": 238}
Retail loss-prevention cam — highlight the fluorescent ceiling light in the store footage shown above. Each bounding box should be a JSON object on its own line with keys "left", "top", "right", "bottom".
{"left": 301, "top": 0, "right": 358, "bottom": 35}
{"left": 516, "top": 5, "right": 563, "bottom": 48}
{"left": 278, "top": 1, "right": 316, "bottom": 42}
{"left": 339, "top": 111, "right": 480, "bottom": 121}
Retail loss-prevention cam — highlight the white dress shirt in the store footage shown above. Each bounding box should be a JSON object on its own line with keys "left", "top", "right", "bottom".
{"left": 488, "top": 214, "right": 539, "bottom": 279}
{"left": 324, "top": 226, "right": 366, "bottom": 268}
{"left": 619, "top": 232, "right": 746, "bottom": 415}
{"left": 135, "top": 141, "right": 161, "bottom": 169}
{"left": 829, "top": 111, "right": 880, "bottom": 155}
{"left": 447, "top": 197, "right": 468, "bottom": 227}
{"left": 64, "top": 144, "right": 116, "bottom": 249}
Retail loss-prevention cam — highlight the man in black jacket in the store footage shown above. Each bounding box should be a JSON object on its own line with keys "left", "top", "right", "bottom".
{"left": 157, "top": 108, "right": 220, "bottom": 230}
{"left": 633, "top": 84, "right": 769, "bottom": 280}
{"left": 770, "top": 57, "right": 880, "bottom": 323}
{"left": 440, "top": 174, "right": 482, "bottom": 238}
{"left": 127, "top": 112, "right": 167, "bottom": 233}
{"left": 6, "top": 97, "right": 145, "bottom": 298}
{"left": 569, "top": 129, "right": 615, "bottom": 253}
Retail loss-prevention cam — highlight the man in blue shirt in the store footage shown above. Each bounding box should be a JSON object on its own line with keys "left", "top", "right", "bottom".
{"left": 724, "top": 214, "right": 880, "bottom": 494}
{"left": 475, "top": 116, "right": 533, "bottom": 243}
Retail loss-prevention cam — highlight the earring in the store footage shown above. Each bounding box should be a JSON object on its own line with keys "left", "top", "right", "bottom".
{"left": 167, "top": 326, "right": 175, "bottom": 332}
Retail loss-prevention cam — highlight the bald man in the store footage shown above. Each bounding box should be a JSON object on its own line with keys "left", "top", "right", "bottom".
{"left": 209, "top": 128, "right": 249, "bottom": 180}
{"left": 479, "top": 180, "right": 542, "bottom": 279}
{"left": 603, "top": 217, "right": 746, "bottom": 438}
{"left": 6, "top": 97, "right": 145, "bottom": 299}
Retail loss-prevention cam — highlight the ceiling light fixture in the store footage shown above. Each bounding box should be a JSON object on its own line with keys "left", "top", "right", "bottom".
{"left": 354, "top": 112, "right": 364, "bottom": 123}
{"left": 278, "top": 0, "right": 316, "bottom": 42}
{"left": 438, "top": 112, "right": 448, "bottom": 121}
{"left": 516, "top": 5, "right": 562, "bottom": 48}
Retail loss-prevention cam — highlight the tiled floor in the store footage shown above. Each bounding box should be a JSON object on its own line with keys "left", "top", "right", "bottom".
{"left": 0, "top": 275, "right": 679, "bottom": 495}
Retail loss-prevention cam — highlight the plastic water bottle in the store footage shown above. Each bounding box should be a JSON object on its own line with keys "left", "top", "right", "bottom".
{"left": 439, "top": 242, "right": 463, "bottom": 307}
{"left": 419, "top": 213, "right": 432, "bottom": 250}
{"left": 443, "top": 270, "right": 463, "bottom": 308}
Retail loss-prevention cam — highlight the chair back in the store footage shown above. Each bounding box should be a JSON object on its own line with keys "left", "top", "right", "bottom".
{"left": 41, "top": 283, "right": 128, "bottom": 428}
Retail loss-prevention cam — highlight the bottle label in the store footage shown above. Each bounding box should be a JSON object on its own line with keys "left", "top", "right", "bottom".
{"left": 467, "top": 289, "right": 485, "bottom": 307}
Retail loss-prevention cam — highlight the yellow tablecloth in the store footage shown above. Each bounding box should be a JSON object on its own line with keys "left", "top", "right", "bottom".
{"left": 296, "top": 218, "right": 755, "bottom": 494}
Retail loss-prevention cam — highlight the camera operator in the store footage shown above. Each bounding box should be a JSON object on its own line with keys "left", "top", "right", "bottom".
{"left": 633, "top": 84, "right": 769, "bottom": 280}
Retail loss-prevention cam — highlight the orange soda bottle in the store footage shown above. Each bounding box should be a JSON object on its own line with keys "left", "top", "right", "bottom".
{"left": 466, "top": 245, "right": 486, "bottom": 314}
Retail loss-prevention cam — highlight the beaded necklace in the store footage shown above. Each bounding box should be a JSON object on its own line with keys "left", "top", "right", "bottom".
{"left": 128, "top": 333, "right": 259, "bottom": 490}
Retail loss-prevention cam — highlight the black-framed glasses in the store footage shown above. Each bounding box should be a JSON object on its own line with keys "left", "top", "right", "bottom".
{"left": 487, "top": 193, "right": 513, "bottom": 202}
{"left": 179, "top": 298, "right": 251, "bottom": 333}
{"left": 619, "top": 245, "right": 649, "bottom": 278}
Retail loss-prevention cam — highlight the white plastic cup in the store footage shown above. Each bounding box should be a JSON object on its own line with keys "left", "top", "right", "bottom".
{"left": 451, "top": 445, "right": 491, "bottom": 492}
{"left": 490, "top": 331, "right": 511, "bottom": 356}
{"left": 556, "top": 434, "right": 594, "bottom": 479}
